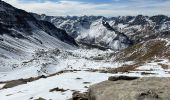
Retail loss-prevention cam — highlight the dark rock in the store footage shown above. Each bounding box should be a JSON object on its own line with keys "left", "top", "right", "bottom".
{"left": 138, "top": 90, "right": 160, "bottom": 100}
{"left": 49, "top": 87, "right": 67, "bottom": 92}
{"left": 39, "top": 75, "right": 47, "bottom": 78}
{"left": 76, "top": 77, "right": 82, "bottom": 80}
{"left": 108, "top": 76, "right": 139, "bottom": 81}
{"left": 72, "top": 91, "right": 88, "bottom": 100}
{"left": 35, "top": 97, "right": 46, "bottom": 100}
{"left": 83, "top": 82, "right": 91, "bottom": 84}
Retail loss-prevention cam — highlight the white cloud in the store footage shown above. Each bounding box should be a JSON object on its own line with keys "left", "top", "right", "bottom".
{"left": 2, "top": 0, "right": 170, "bottom": 16}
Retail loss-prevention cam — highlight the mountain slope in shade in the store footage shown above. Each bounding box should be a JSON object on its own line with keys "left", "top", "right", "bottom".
{"left": 0, "top": 1, "right": 78, "bottom": 60}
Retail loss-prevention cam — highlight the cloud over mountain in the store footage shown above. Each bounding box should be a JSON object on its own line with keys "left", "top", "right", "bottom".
{"left": 3, "top": 0, "right": 170, "bottom": 16}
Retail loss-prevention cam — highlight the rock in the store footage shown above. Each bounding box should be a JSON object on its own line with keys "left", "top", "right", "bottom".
{"left": 72, "top": 91, "right": 88, "bottom": 100}
{"left": 49, "top": 87, "right": 67, "bottom": 92}
{"left": 35, "top": 97, "right": 46, "bottom": 100}
{"left": 83, "top": 82, "right": 91, "bottom": 84}
{"left": 39, "top": 75, "right": 47, "bottom": 78}
{"left": 76, "top": 77, "right": 82, "bottom": 80}
{"left": 138, "top": 90, "right": 159, "bottom": 100}
{"left": 88, "top": 77, "right": 170, "bottom": 100}
{"left": 108, "top": 76, "right": 139, "bottom": 81}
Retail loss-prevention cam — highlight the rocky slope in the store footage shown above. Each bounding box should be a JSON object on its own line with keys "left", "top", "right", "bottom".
{"left": 114, "top": 34, "right": 170, "bottom": 62}
{"left": 0, "top": 1, "right": 80, "bottom": 72}
{"left": 0, "top": 1, "right": 77, "bottom": 59}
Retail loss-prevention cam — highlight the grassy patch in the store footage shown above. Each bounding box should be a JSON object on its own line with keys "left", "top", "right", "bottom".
{"left": 107, "top": 64, "right": 139, "bottom": 73}
{"left": 2, "top": 79, "right": 27, "bottom": 89}
{"left": 115, "top": 38, "right": 170, "bottom": 64}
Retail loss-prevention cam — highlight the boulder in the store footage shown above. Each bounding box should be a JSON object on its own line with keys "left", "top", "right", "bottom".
{"left": 88, "top": 77, "right": 170, "bottom": 100}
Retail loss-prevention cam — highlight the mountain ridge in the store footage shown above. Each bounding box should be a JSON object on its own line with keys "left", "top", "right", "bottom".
{"left": 32, "top": 13, "right": 170, "bottom": 49}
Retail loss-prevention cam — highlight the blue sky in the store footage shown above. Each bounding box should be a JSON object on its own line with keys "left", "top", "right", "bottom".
{"left": 3, "top": 0, "right": 170, "bottom": 16}
{"left": 19, "top": 0, "right": 113, "bottom": 3}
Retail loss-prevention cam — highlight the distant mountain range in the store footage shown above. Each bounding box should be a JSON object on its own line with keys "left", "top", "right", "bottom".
{"left": 32, "top": 14, "right": 170, "bottom": 50}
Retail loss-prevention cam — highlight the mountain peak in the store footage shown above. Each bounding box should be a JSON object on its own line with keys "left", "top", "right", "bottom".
{"left": 129, "top": 15, "right": 148, "bottom": 26}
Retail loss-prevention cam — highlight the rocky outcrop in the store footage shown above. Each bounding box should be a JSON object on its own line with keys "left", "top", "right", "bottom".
{"left": 88, "top": 77, "right": 170, "bottom": 100}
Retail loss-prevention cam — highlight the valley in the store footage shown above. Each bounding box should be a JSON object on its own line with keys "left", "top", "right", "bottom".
{"left": 0, "top": 0, "right": 170, "bottom": 100}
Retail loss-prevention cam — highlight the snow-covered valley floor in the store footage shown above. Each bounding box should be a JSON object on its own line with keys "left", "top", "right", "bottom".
{"left": 0, "top": 49, "right": 170, "bottom": 100}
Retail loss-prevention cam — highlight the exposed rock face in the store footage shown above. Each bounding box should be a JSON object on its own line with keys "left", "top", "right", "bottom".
{"left": 88, "top": 77, "right": 170, "bottom": 100}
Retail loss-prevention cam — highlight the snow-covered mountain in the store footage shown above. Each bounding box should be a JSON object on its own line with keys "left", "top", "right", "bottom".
{"left": 32, "top": 14, "right": 133, "bottom": 50}
{"left": 76, "top": 19, "right": 132, "bottom": 50}
{"left": 112, "top": 15, "right": 170, "bottom": 43}
{"left": 33, "top": 14, "right": 170, "bottom": 49}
